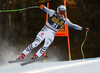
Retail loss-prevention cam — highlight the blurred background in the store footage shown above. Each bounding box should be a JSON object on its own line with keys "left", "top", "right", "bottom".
{"left": 0, "top": 0, "right": 100, "bottom": 66}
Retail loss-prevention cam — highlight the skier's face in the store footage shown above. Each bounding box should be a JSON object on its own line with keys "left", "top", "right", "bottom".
{"left": 58, "top": 13, "right": 64, "bottom": 18}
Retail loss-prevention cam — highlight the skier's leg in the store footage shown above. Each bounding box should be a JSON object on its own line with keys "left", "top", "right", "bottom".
{"left": 17, "top": 30, "right": 46, "bottom": 59}
{"left": 22, "top": 36, "right": 44, "bottom": 55}
{"left": 33, "top": 34, "right": 54, "bottom": 59}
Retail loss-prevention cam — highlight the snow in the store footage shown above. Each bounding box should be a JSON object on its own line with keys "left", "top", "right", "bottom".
{"left": 0, "top": 57, "right": 100, "bottom": 73}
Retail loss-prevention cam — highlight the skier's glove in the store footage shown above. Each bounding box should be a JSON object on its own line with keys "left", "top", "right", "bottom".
{"left": 82, "top": 27, "right": 90, "bottom": 32}
{"left": 40, "top": 5, "right": 45, "bottom": 9}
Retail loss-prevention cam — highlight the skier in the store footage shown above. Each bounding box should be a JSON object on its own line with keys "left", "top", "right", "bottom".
{"left": 17, "top": 5, "right": 89, "bottom": 60}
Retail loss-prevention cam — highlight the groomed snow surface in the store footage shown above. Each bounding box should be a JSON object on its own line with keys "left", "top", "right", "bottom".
{"left": 0, "top": 57, "right": 100, "bottom": 73}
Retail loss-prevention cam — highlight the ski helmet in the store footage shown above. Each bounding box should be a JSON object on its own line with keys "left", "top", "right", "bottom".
{"left": 57, "top": 5, "right": 66, "bottom": 15}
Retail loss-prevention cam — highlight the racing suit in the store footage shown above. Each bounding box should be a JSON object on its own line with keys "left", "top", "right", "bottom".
{"left": 22, "top": 6, "right": 82, "bottom": 57}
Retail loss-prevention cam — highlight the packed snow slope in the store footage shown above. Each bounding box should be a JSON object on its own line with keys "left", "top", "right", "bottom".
{"left": 0, "top": 57, "right": 100, "bottom": 73}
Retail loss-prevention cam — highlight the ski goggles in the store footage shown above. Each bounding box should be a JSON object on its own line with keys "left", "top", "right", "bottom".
{"left": 59, "top": 11, "right": 65, "bottom": 15}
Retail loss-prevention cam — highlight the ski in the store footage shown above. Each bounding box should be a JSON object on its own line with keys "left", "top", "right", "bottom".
{"left": 8, "top": 58, "right": 32, "bottom": 63}
{"left": 20, "top": 56, "right": 48, "bottom": 66}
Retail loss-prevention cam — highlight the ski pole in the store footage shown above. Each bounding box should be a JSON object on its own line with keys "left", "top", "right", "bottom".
{"left": 0, "top": 6, "right": 40, "bottom": 12}
{"left": 81, "top": 30, "right": 88, "bottom": 61}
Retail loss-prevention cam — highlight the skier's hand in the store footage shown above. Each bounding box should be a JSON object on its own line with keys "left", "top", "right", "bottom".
{"left": 86, "top": 27, "right": 89, "bottom": 32}
{"left": 40, "top": 4, "right": 45, "bottom": 9}
{"left": 82, "top": 27, "right": 90, "bottom": 32}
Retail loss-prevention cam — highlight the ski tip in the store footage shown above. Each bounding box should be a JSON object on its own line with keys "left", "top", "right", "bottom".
{"left": 8, "top": 61, "right": 15, "bottom": 64}
{"left": 8, "top": 61, "right": 14, "bottom": 63}
{"left": 8, "top": 61, "right": 11, "bottom": 63}
{"left": 20, "top": 64, "right": 24, "bottom": 66}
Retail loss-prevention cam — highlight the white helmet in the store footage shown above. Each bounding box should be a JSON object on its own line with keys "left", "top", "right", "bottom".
{"left": 57, "top": 5, "right": 66, "bottom": 14}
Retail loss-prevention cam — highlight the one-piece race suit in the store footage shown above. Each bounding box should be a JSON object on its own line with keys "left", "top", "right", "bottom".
{"left": 22, "top": 6, "right": 82, "bottom": 57}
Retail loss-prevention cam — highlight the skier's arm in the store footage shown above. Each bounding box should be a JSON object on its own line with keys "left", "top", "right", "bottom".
{"left": 65, "top": 18, "right": 89, "bottom": 31}
{"left": 40, "top": 5, "right": 55, "bottom": 16}
{"left": 65, "top": 18, "right": 82, "bottom": 30}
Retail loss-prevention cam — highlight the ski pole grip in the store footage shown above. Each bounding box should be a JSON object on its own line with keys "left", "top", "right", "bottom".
{"left": 86, "top": 28, "right": 90, "bottom": 32}
{"left": 82, "top": 27, "right": 89, "bottom": 32}
{"left": 40, "top": 5, "right": 45, "bottom": 9}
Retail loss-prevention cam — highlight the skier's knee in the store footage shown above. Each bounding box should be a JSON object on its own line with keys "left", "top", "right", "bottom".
{"left": 32, "top": 41, "right": 39, "bottom": 48}
{"left": 44, "top": 39, "right": 53, "bottom": 47}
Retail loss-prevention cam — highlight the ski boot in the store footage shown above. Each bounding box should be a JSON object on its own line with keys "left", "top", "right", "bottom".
{"left": 31, "top": 54, "right": 48, "bottom": 61}
{"left": 31, "top": 54, "right": 38, "bottom": 61}
{"left": 16, "top": 53, "right": 26, "bottom": 60}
